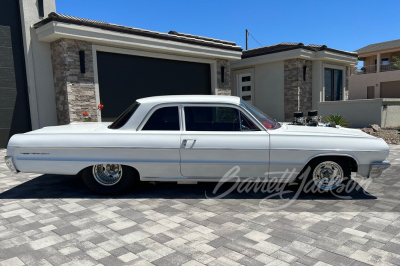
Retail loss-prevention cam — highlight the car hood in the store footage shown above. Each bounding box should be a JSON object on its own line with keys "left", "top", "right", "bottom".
{"left": 25, "top": 122, "right": 113, "bottom": 134}
{"left": 275, "top": 124, "right": 375, "bottom": 138}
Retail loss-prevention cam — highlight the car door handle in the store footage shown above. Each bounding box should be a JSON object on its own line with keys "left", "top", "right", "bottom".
{"left": 182, "top": 139, "right": 196, "bottom": 148}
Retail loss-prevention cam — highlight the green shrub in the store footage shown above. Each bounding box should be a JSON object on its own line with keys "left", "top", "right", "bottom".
{"left": 323, "top": 114, "right": 350, "bottom": 127}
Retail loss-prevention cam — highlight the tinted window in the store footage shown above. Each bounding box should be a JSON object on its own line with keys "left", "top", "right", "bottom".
{"left": 108, "top": 102, "right": 140, "bottom": 129}
{"left": 240, "top": 112, "right": 260, "bottom": 131}
{"left": 240, "top": 101, "right": 279, "bottom": 129}
{"left": 185, "top": 106, "right": 241, "bottom": 131}
{"left": 142, "top": 106, "right": 180, "bottom": 131}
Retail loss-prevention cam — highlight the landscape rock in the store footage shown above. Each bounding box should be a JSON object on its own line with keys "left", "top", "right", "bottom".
{"left": 369, "top": 124, "right": 381, "bottom": 132}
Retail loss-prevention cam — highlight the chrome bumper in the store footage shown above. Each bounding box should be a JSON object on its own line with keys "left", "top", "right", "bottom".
{"left": 4, "top": 156, "right": 18, "bottom": 174}
{"left": 369, "top": 162, "right": 390, "bottom": 178}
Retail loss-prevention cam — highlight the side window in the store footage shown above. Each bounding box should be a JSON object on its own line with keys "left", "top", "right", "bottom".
{"left": 142, "top": 106, "right": 180, "bottom": 131}
{"left": 184, "top": 106, "right": 240, "bottom": 131}
{"left": 240, "top": 112, "right": 260, "bottom": 131}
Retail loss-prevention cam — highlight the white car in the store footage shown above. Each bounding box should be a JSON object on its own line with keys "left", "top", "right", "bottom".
{"left": 5, "top": 95, "right": 390, "bottom": 194}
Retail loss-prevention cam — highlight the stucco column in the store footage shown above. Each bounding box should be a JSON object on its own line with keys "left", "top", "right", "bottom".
{"left": 377, "top": 53, "right": 381, "bottom": 73}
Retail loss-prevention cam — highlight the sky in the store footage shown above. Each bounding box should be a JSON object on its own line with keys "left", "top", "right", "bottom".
{"left": 56, "top": 0, "right": 400, "bottom": 53}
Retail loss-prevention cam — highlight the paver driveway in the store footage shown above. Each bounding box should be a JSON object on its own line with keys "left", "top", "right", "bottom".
{"left": 0, "top": 146, "right": 399, "bottom": 266}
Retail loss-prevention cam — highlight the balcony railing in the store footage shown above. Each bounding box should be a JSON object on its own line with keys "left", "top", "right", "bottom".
{"left": 351, "top": 65, "right": 376, "bottom": 75}
{"left": 380, "top": 62, "right": 400, "bottom": 72}
{"left": 350, "top": 62, "right": 400, "bottom": 75}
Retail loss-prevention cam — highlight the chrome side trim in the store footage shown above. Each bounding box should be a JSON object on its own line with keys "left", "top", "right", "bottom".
{"left": 10, "top": 146, "right": 178, "bottom": 150}
{"left": 4, "top": 156, "right": 18, "bottom": 174}
{"left": 270, "top": 148, "right": 385, "bottom": 152}
{"left": 369, "top": 162, "right": 391, "bottom": 178}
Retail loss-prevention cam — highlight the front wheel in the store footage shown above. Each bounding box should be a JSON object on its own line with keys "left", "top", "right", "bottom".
{"left": 304, "top": 157, "right": 350, "bottom": 194}
{"left": 81, "top": 164, "right": 138, "bottom": 195}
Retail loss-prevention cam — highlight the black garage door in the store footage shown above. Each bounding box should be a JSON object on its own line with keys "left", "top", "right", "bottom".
{"left": 97, "top": 51, "right": 211, "bottom": 121}
{"left": 0, "top": 0, "right": 32, "bottom": 148}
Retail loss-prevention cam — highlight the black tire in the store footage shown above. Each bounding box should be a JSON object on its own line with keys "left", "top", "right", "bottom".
{"left": 301, "top": 157, "right": 351, "bottom": 195}
{"left": 81, "top": 164, "right": 139, "bottom": 195}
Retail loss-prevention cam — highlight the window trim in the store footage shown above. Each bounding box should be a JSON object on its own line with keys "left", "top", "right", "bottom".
{"left": 181, "top": 103, "right": 265, "bottom": 132}
{"left": 137, "top": 104, "right": 182, "bottom": 131}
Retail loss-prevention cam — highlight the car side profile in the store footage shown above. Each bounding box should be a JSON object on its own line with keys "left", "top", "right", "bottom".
{"left": 5, "top": 95, "right": 390, "bottom": 195}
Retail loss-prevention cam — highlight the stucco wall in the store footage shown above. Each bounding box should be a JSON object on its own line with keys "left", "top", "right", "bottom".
{"left": 253, "top": 61, "right": 285, "bottom": 121}
{"left": 19, "top": 0, "right": 57, "bottom": 129}
{"left": 318, "top": 98, "right": 400, "bottom": 128}
{"left": 349, "top": 70, "right": 400, "bottom": 99}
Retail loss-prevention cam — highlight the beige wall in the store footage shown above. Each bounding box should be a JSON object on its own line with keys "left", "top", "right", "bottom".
{"left": 312, "top": 61, "right": 323, "bottom": 110}
{"left": 20, "top": 0, "right": 57, "bottom": 129}
{"left": 349, "top": 70, "right": 400, "bottom": 99}
{"left": 232, "top": 62, "right": 285, "bottom": 121}
{"left": 253, "top": 61, "right": 285, "bottom": 121}
{"left": 361, "top": 51, "right": 400, "bottom": 66}
{"left": 318, "top": 98, "right": 400, "bottom": 128}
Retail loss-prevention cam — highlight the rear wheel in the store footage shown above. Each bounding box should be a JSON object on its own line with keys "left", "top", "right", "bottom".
{"left": 304, "top": 157, "right": 351, "bottom": 194}
{"left": 81, "top": 164, "right": 138, "bottom": 195}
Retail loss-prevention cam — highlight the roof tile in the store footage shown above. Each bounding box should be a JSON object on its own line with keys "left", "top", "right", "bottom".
{"left": 34, "top": 13, "right": 242, "bottom": 52}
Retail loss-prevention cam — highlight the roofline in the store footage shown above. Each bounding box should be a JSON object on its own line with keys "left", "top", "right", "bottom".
{"left": 242, "top": 45, "right": 357, "bottom": 59}
{"left": 34, "top": 13, "right": 242, "bottom": 52}
{"left": 136, "top": 95, "right": 240, "bottom": 104}
{"left": 356, "top": 47, "right": 400, "bottom": 57}
{"left": 231, "top": 48, "right": 358, "bottom": 69}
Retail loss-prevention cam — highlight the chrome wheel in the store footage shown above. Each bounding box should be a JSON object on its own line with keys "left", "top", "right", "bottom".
{"left": 92, "top": 164, "right": 123, "bottom": 186}
{"left": 312, "top": 161, "right": 344, "bottom": 191}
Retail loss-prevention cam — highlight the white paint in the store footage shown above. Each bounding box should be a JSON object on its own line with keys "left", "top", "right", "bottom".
{"left": 234, "top": 69, "right": 254, "bottom": 105}
{"left": 19, "top": 0, "right": 57, "bottom": 129}
{"left": 6, "top": 95, "right": 389, "bottom": 180}
{"left": 35, "top": 22, "right": 242, "bottom": 60}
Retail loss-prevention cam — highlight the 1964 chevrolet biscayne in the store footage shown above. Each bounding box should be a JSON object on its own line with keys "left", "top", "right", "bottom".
{"left": 5, "top": 95, "right": 390, "bottom": 195}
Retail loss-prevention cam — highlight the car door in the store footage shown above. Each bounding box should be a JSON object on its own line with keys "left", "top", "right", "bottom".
{"left": 180, "top": 104, "right": 270, "bottom": 179}
{"left": 136, "top": 104, "right": 182, "bottom": 178}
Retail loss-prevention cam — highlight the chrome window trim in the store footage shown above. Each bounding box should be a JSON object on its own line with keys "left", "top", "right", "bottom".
{"left": 137, "top": 103, "right": 182, "bottom": 132}
{"left": 181, "top": 103, "right": 266, "bottom": 132}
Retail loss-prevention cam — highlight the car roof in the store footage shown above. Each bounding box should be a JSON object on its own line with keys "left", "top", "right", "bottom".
{"left": 136, "top": 95, "right": 241, "bottom": 105}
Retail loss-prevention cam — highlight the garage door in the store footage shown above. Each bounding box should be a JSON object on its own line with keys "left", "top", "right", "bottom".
{"left": 0, "top": 0, "right": 31, "bottom": 148}
{"left": 97, "top": 52, "right": 211, "bottom": 121}
{"left": 381, "top": 81, "right": 400, "bottom": 98}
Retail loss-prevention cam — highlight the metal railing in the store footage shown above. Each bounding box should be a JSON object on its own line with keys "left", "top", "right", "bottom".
{"left": 351, "top": 65, "right": 376, "bottom": 75}
{"left": 351, "top": 62, "right": 400, "bottom": 75}
{"left": 380, "top": 62, "right": 400, "bottom": 72}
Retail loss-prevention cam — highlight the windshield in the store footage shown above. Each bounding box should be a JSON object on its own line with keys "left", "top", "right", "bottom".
{"left": 240, "top": 101, "right": 280, "bottom": 129}
{"left": 108, "top": 102, "right": 140, "bottom": 129}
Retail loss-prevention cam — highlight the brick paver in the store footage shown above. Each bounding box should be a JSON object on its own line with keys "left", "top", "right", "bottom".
{"left": 0, "top": 146, "right": 399, "bottom": 265}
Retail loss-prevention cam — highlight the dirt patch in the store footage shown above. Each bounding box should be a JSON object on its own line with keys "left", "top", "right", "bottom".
{"left": 361, "top": 125, "right": 400, "bottom": 145}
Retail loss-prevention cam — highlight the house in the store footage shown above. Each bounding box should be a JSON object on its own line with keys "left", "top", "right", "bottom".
{"left": 230, "top": 43, "right": 358, "bottom": 122}
{"left": 349, "top": 39, "right": 400, "bottom": 99}
{"left": 0, "top": 0, "right": 242, "bottom": 148}
{"left": 318, "top": 39, "right": 400, "bottom": 129}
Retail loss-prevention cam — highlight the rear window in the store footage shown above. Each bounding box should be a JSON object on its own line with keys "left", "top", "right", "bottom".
{"left": 108, "top": 102, "right": 140, "bottom": 129}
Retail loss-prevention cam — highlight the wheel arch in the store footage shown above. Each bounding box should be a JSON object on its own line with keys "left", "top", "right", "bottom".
{"left": 298, "top": 154, "right": 359, "bottom": 178}
{"left": 77, "top": 163, "right": 140, "bottom": 177}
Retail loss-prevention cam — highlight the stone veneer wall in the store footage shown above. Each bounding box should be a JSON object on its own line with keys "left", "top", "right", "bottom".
{"left": 50, "top": 38, "right": 97, "bottom": 125}
{"left": 284, "top": 58, "right": 313, "bottom": 121}
{"left": 215, "top": 59, "right": 231, "bottom": 95}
